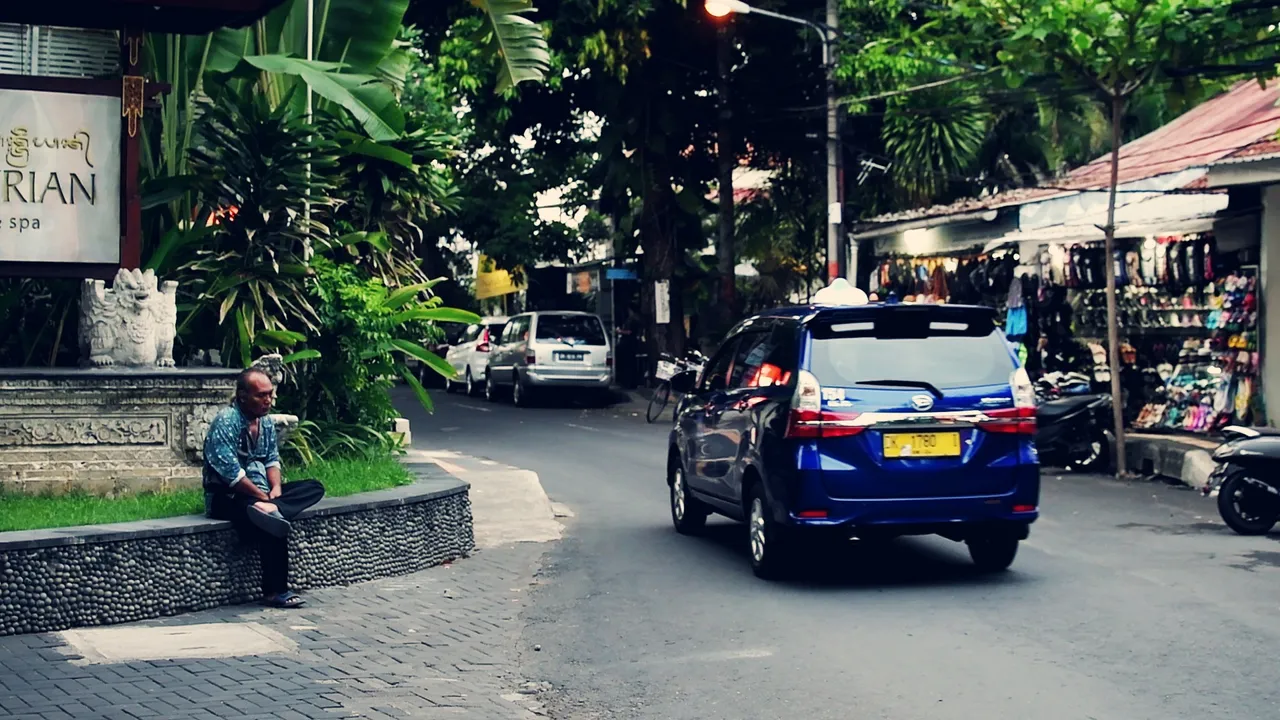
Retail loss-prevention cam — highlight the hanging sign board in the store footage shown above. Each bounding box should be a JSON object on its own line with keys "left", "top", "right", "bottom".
{"left": 655, "top": 280, "right": 671, "bottom": 325}
{"left": 0, "top": 88, "right": 122, "bottom": 266}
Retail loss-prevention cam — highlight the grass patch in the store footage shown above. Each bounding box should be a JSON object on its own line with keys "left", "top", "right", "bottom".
{"left": 0, "top": 453, "right": 414, "bottom": 533}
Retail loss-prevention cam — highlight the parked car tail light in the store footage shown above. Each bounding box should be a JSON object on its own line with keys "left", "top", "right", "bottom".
{"left": 979, "top": 368, "right": 1037, "bottom": 434}
{"left": 785, "top": 371, "right": 865, "bottom": 439}
{"left": 526, "top": 350, "right": 536, "bottom": 365}
{"left": 606, "top": 354, "right": 614, "bottom": 368}
{"left": 477, "top": 329, "right": 491, "bottom": 353}
{"left": 747, "top": 362, "right": 792, "bottom": 388}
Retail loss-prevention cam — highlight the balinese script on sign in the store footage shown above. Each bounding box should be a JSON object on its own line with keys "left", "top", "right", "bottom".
{"left": 0, "top": 88, "right": 122, "bottom": 265}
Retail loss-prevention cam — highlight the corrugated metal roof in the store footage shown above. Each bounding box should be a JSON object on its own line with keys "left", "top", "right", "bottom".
{"left": 860, "top": 79, "right": 1280, "bottom": 227}
{"left": 1213, "top": 137, "right": 1280, "bottom": 165}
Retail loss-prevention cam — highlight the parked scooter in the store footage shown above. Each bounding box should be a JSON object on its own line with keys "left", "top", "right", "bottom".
{"left": 1035, "top": 392, "right": 1114, "bottom": 472}
{"left": 1204, "top": 425, "right": 1280, "bottom": 535}
{"left": 1035, "top": 371, "right": 1092, "bottom": 403}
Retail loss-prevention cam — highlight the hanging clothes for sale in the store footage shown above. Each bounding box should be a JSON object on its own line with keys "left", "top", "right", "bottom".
{"left": 1005, "top": 274, "right": 1028, "bottom": 339}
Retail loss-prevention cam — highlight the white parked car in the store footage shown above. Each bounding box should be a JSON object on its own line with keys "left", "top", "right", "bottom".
{"left": 485, "top": 311, "right": 613, "bottom": 406}
{"left": 445, "top": 317, "right": 510, "bottom": 397}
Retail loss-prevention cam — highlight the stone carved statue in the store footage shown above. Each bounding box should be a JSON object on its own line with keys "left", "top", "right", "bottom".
{"left": 79, "top": 269, "right": 179, "bottom": 368}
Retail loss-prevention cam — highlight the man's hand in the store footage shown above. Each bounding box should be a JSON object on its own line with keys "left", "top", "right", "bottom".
{"left": 267, "top": 465, "right": 283, "bottom": 500}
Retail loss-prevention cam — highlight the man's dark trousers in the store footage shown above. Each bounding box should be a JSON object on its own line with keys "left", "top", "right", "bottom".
{"left": 210, "top": 479, "right": 325, "bottom": 596}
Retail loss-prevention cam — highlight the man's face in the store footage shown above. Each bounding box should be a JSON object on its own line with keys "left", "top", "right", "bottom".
{"left": 239, "top": 373, "right": 275, "bottom": 418}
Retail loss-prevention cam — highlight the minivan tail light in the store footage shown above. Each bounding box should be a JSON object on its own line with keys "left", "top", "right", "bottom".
{"left": 978, "top": 406, "right": 1037, "bottom": 434}
{"left": 786, "top": 410, "right": 866, "bottom": 439}
{"left": 526, "top": 350, "right": 536, "bottom": 365}
{"left": 1012, "top": 367, "right": 1036, "bottom": 410}
{"left": 785, "top": 371, "right": 864, "bottom": 438}
{"left": 477, "top": 329, "right": 491, "bottom": 353}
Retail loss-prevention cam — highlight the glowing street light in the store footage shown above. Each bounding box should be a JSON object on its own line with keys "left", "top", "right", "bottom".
{"left": 703, "top": 0, "right": 850, "bottom": 281}
{"left": 705, "top": 0, "right": 752, "bottom": 17}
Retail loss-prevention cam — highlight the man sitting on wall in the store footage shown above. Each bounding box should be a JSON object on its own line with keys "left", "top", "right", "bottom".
{"left": 203, "top": 368, "right": 324, "bottom": 608}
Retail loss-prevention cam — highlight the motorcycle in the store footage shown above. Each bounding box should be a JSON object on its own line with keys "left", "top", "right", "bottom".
{"left": 1035, "top": 392, "right": 1114, "bottom": 472}
{"left": 1204, "top": 425, "right": 1280, "bottom": 535}
{"left": 1035, "top": 371, "right": 1093, "bottom": 402}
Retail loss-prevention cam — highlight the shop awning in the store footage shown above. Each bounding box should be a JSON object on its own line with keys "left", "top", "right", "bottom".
{"left": 981, "top": 170, "right": 1228, "bottom": 252}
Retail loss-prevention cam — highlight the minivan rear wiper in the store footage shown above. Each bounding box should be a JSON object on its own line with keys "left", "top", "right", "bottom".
{"left": 855, "top": 379, "right": 944, "bottom": 399}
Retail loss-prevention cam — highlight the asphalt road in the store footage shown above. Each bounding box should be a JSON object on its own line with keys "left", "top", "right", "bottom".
{"left": 400, "top": 388, "right": 1280, "bottom": 720}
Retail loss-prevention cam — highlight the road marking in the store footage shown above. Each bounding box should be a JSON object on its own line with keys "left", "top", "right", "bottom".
{"left": 565, "top": 423, "right": 601, "bottom": 432}
{"left": 455, "top": 403, "right": 492, "bottom": 412}
{"left": 616, "top": 647, "right": 775, "bottom": 668}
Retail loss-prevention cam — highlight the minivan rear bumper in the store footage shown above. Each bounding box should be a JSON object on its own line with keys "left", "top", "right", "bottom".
{"left": 526, "top": 368, "right": 612, "bottom": 388}
{"left": 774, "top": 464, "right": 1040, "bottom": 532}
{"left": 785, "top": 493, "right": 1038, "bottom": 530}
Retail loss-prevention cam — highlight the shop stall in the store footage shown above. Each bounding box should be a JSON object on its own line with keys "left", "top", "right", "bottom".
{"left": 994, "top": 231, "right": 1263, "bottom": 434}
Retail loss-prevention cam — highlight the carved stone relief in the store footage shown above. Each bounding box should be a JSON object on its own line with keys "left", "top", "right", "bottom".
{"left": 0, "top": 417, "right": 167, "bottom": 447}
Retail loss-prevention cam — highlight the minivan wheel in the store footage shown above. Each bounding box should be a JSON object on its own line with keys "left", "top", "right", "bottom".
{"left": 670, "top": 465, "right": 708, "bottom": 535}
{"left": 747, "top": 484, "right": 791, "bottom": 579}
{"left": 513, "top": 374, "right": 531, "bottom": 407}
{"left": 967, "top": 535, "right": 1019, "bottom": 572}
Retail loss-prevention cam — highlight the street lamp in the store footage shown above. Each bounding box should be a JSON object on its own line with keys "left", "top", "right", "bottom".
{"left": 705, "top": 0, "right": 752, "bottom": 17}
{"left": 704, "top": 0, "right": 848, "bottom": 283}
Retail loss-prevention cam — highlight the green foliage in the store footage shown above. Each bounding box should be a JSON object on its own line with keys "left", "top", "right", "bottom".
{"left": 0, "top": 452, "right": 412, "bottom": 532}
{"left": 282, "top": 256, "right": 480, "bottom": 453}
{"left": 0, "top": 279, "right": 81, "bottom": 367}
{"left": 882, "top": 89, "right": 991, "bottom": 204}
{"left": 323, "top": 112, "right": 462, "bottom": 284}
{"left": 946, "top": 0, "right": 1280, "bottom": 97}
{"left": 470, "top": 0, "right": 554, "bottom": 92}
{"left": 177, "top": 89, "right": 337, "bottom": 368}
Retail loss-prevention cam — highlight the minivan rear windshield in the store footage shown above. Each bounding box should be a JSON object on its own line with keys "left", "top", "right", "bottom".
{"left": 536, "top": 315, "right": 606, "bottom": 346}
{"left": 808, "top": 332, "right": 1015, "bottom": 390}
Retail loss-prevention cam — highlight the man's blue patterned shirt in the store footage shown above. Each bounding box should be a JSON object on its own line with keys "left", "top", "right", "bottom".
{"left": 202, "top": 404, "right": 280, "bottom": 514}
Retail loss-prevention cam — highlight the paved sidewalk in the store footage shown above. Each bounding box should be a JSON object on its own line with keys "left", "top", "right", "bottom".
{"left": 0, "top": 454, "right": 558, "bottom": 720}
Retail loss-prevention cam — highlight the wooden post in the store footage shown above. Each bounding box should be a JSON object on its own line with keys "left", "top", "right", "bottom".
{"left": 119, "top": 27, "right": 145, "bottom": 270}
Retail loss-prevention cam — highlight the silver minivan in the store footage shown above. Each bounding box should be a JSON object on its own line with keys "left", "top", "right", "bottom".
{"left": 485, "top": 311, "right": 613, "bottom": 406}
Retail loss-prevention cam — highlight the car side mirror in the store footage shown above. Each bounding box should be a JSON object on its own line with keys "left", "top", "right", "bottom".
{"left": 670, "top": 370, "right": 698, "bottom": 395}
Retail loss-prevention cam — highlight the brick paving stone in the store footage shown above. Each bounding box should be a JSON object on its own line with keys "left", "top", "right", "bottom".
{"left": 0, "top": 544, "right": 547, "bottom": 720}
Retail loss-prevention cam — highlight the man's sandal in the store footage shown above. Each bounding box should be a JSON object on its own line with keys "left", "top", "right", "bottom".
{"left": 265, "top": 591, "right": 306, "bottom": 609}
{"left": 247, "top": 506, "right": 291, "bottom": 538}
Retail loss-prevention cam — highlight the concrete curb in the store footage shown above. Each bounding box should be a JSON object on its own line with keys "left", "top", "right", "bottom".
{"left": 1126, "top": 433, "right": 1219, "bottom": 490}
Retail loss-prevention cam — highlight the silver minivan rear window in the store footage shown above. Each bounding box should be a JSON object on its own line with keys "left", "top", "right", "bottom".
{"left": 536, "top": 315, "right": 606, "bottom": 346}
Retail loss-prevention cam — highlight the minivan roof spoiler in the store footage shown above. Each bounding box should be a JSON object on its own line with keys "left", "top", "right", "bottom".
{"left": 805, "top": 304, "right": 997, "bottom": 340}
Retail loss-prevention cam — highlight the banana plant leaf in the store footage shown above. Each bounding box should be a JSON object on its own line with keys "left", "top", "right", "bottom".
{"left": 470, "top": 0, "right": 553, "bottom": 93}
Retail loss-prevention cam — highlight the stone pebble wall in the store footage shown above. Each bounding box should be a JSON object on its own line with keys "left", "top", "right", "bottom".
{"left": 0, "top": 489, "right": 474, "bottom": 636}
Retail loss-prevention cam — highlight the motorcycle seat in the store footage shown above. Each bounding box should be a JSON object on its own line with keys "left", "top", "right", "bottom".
{"left": 1037, "top": 395, "right": 1103, "bottom": 422}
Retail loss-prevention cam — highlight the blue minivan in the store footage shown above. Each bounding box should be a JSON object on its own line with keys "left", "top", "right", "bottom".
{"left": 665, "top": 301, "right": 1040, "bottom": 578}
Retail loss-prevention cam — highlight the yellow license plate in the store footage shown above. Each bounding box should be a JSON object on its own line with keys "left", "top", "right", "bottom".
{"left": 883, "top": 432, "right": 961, "bottom": 458}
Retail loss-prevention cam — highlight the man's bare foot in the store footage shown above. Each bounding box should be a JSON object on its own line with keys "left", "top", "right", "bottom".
{"left": 253, "top": 501, "right": 279, "bottom": 514}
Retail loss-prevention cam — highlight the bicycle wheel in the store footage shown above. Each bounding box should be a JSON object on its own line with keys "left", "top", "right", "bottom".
{"left": 646, "top": 382, "right": 672, "bottom": 423}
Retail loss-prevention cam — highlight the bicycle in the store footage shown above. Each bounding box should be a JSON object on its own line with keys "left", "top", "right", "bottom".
{"left": 646, "top": 350, "right": 707, "bottom": 423}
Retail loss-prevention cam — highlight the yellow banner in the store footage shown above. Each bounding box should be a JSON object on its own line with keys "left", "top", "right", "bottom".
{"left": 475, "top": 254, "right": 525, "bottom": 300}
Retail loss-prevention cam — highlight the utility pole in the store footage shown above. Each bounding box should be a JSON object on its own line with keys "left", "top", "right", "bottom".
{"left": 715, "top": 25, "right": 736, "bottom": 334}
{"left": 825, "top": 0, "right": 843, "bottom": 282}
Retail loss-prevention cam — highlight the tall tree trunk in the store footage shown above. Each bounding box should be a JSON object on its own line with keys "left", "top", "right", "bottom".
{"left": 1104, "top": 93, "right": 1127, "bottom": 476}
{"left": 715, "top": 25, "right": 736, "bottom": 339}
{"left": 639, "top": 166, "right": 685, "bottom": 370}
